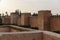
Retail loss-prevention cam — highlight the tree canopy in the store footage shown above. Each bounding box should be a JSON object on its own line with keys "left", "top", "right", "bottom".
{"left": 0, "top": 14, "right": 2, "bottom": 24}
{"left": 32, "top": 13, "right": 38, "bottom": 16}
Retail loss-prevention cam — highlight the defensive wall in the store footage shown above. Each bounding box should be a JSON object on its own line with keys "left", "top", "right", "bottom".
{"left": 0, "top": 30, "right": 59, "bottom": 40}
{"left": 2, "top": 10, "right": 60, "bottom": 31}
{"left": 0, "top": 25, "right": 35, "bottom": 32}
{"left": 0, "top": 25, "right": 59, "bottom": 40}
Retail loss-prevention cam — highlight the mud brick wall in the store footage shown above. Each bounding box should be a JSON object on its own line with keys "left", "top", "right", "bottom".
{"left": 43, "top": 31, "right": 60, "bottom": 40}
{"left": 0, "top": 32, "right": 43, "bottom": 40}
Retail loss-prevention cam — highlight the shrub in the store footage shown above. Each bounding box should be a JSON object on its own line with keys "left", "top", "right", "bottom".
{"left": 53, "top": 31, "right": 60, "bottom": 34}
{"left": 19, "top": 25, "right": 31, "bottom": 28}
{"left": 19, "top": 25, "right": 38, "bottom": 30}
{"left": 31, "top": 27, "right": 38, "bottom": 30}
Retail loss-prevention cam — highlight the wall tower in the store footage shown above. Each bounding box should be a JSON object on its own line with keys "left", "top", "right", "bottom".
{"left": 38, "top": 10, "right": 52, "bottom": 30}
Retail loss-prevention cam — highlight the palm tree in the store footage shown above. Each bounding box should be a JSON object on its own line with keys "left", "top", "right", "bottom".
{"left": 5, "top": 11, "right": 8, "bottom": 16}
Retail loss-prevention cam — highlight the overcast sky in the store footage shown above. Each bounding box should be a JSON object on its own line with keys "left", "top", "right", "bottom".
{"left": 0, "top": 0, "right": 60, "bottom": 15}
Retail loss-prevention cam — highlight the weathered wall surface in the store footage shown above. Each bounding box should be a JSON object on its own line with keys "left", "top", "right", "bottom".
{"left": 21, "top": 13, "right": 31, "bottom": 25}
{"left": 43, "top": 34, "right": 60, "bottom": 40}
{"left": 10, "top": 28, "right": 20, "bottom": 32}
{"left": 2, "top": 16, "right": 5, "bottom": 24}
{"left": 30, "top": 16, "right": 38, "bottom": 27}
{"left": 0, "top": 27, "right": 21, "bottom": 32}
{"left": 50, "top": 16, "right": 60, "bottom": 31}
{"left": 0, "top": 27, "right": 10, "bottom": 32}
{"left": 2, "top": 16, "right": 10, "bottom": 24}
{"left": 17, "top": 17, "right": 21, "bottom": 25}
{"left": 43, "top": 31, "right": 60, "bottom": 40}
{"left": 0, "top": 32, "right": 43, "bottom": 40}
{"left": 38, "top": 10, "right": 52, "bottom": 30}
{"left": 0, "top": 31, "right": 60, "bottom": 40}
{"left": 0, "top": 25, "right": 35, "bottom": 32}
{"left": 10, "top": 12, "right": 19, "bottom": 25}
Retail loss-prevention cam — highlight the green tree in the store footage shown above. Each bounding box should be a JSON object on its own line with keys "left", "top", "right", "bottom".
{"left": 15, "top": 9, "right": 20, "bottom": 14}
{"left": 32, "top": 13, "right": 38, "bottom": 16}
{"left": 15, "top": 9, "right": 21, "bottom": 17}
{"left": 0, "top": 14, "right": 2, "bottom": 24}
